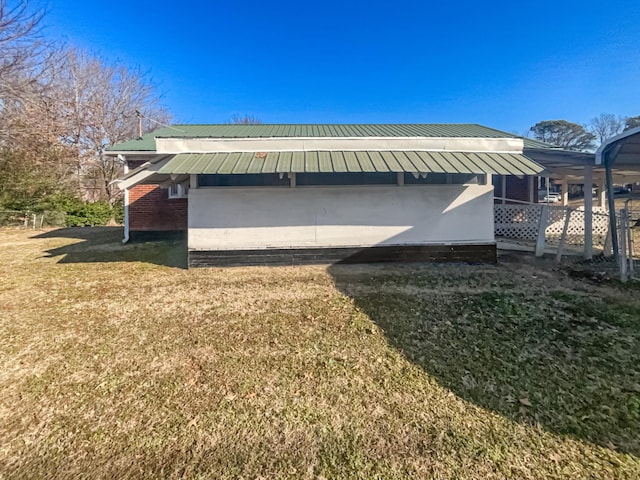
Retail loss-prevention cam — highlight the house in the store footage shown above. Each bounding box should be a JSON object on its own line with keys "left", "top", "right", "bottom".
{"left": 107, "top": 124, "right": 547, "bottom": 267}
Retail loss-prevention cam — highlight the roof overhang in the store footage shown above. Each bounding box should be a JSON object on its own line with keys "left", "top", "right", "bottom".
{"left": 154, "top": 150, "right": 543, "bottom": 177}
{"left": 524, "top": 148, "right": 598, "bottom": 179}
{"left": 114, "top": 150, "right": 545, "bottom": 190}
{"left": 112, "top": 155, "right": 173, "bottom": 190}
{"left": 596, "top": 126, "right": 640, "bottom": 169}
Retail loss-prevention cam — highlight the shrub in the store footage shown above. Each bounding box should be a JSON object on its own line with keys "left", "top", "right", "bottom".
{"left": 36, "top": 193, "right": 121, "bottom": 227}
{"left": 64, "top": 201, "right": 114, "bottom": 227}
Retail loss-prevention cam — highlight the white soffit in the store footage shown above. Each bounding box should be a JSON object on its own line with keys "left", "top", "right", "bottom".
{"left": 155, "top": 136, "right": 525, "bottom": 154}
{"left": 114, "top": 156, "right": 173, "bottom": 190}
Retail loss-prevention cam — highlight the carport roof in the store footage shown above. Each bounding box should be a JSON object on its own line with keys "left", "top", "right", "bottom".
{"left": 596, "top": 126, "right": 640, "bottom": 169}
{"left": 158, "top": 150, "right": 543, "bottom": 176}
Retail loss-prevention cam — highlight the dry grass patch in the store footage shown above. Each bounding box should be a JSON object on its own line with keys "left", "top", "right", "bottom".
{"left": 0, "top": 227, "right": 639, "bottom": 479}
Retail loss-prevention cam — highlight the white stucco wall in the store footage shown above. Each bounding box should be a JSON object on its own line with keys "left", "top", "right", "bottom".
{"left": 188, "top": 185, "right": 494, "bottom": 251}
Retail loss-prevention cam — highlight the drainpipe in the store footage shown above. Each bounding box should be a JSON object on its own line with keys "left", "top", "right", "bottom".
{"left": 122, "top": 162, "right": 130, "bottom": 244}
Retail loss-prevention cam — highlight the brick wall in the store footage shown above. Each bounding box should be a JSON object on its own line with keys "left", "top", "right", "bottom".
{"left": 128, "top": 184, "right": 187, "bottom": 231}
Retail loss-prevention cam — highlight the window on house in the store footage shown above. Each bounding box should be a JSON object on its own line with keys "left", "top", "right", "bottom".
{"left": 168, "top": 183, "right": 189, "bottom": 198}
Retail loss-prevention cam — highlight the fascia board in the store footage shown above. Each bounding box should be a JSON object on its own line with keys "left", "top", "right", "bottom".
{"left": 155, "top": 136, "right": 525, "bottom": 154}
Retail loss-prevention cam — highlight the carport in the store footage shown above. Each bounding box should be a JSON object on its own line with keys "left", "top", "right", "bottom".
{"left": 596, "top": 126, "right": 640, "bottom": 274}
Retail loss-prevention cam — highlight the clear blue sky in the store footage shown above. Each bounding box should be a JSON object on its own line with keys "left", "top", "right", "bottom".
{"left": 39, "top": 0, "right": 640, "bottom": 134}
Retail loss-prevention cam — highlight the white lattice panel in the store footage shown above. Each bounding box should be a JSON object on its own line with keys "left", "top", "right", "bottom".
{"left": 495, "top": 204, "right": 610, "bottom": 248}
{"left": 545, "top": 206, "right": 609, "bottom": 246}
{"left": 494, "top": 205, "right": 542, "bottom": 241}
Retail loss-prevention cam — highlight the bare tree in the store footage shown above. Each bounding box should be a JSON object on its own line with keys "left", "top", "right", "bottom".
{"left": 225, "top": 114, "right": 262, "bottom": 125}
{"left": 625, "top": 115, "right": 640, "bottom": 131}
{"left": 588, "top": 113, "right": 626, "bottom": 144}
{"left": 54, "top": 49, "right": 171, "bottom": 202}
{"left": 0, "top": 0, "right": 48, "bottom": 102}
{"left": 0, "top": 5, "right": 172, "bottom": 208}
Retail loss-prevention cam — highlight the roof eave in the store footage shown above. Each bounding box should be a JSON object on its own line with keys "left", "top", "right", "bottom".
{"left": 595, "top": 125, "right": 640, "bottom": 165}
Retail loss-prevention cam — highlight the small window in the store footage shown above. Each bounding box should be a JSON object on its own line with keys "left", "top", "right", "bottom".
{"left": 198, "top": 174, "right": 290, "bottom": 187}
{"left": 168, "top": 183, "right": 189, "bottom": 198}
{"left": 296, "top": 172, "right": 397, "bottom": 186}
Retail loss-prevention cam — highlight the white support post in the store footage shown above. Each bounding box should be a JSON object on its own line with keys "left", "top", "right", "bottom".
{"left": 190, "top": 174, "right": 198, "bottom": 189}
{"left": 397, "top": 172, "right": 404, "bottom": 186}
{"left": 556, "top": 209, "right": 572, "bottom": 264}
{"left": 627, "top": 209, "right": 635, "bottom": 278}
{"left": 620, "top": 209, "right": 628, "bottom": 282}
{"left": 501, "top": 176, "right": 507, "bottom": 204}
{"left": 561, "top": 178, "right": 569, "bottom": 206}
{"left": 604, "top": 228, "right": 613, "bottom": 257}
{"left": 583, "top": 165, "right": 593, "bottom": 260}
{"left": 598, "top": 179, "right": 607, "bottom": 208}
{"left": 122, "top": 163, "right": 129, "bottom": 243}
{"left": 535, "top": 204, "right": 549, "bottom": 257}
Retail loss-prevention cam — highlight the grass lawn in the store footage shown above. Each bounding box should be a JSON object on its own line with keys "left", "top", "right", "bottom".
{"left": 1, "top": 227, "right": 639, "bottom": 479}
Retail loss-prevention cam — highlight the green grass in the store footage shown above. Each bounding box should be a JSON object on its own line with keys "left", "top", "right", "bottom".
{"left": 1, "top": 227, "right": 639, "bottom": 478}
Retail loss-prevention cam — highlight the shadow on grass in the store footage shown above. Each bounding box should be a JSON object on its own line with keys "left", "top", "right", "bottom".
{"left": 32, "top": 227, "right": 187, "bottom": 269}
{"left": 328, "top": 262, "right": 640, "bottom": 456}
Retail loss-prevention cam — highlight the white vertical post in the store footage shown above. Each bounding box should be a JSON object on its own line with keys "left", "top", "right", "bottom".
{"left": 583, "top": 165, "right": 593, "bottom": 260}
{"left": 598, "top": 180, "right": 607, "bottom": 208}
{"left": 501, "top": 176, "right": 507, "bottom": 204}
{"left": 620, "top": 209, "right": 628, "bottom": 282}
{"left": 556, "top": 209, "right": 572, "bottom": 264}
{"left": 627, "top": 211, "right": 635, "bottom": 278}
{"left": 190, "top": 174, "right": 198, "bottom": 189}
{"left": 535, "top": 204, "right": 549, "bottom": 257}
{"left": 528, "top": 175, "right": 534, "bottom": 203}
{"left": 122, "top": 164, "right": 130, "bottom": 243}
{"left": 561, "top": 178, "right": 569, "bottom": 206}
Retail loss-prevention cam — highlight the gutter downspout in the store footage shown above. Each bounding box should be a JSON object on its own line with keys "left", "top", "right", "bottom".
{"left": 122, "top": 160, "right": 130, "bottom": 244}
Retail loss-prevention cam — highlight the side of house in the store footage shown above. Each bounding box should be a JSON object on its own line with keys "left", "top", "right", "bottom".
{"left": 109, "top": 124, "right": 547, "bottom": 266}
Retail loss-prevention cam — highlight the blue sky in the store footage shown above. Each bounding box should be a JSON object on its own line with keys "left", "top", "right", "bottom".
{"left": 39, "top": 0, "right": 640, "bottom": 134}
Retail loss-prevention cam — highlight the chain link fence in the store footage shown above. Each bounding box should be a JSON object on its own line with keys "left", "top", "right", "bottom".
{"left": 0, "top": 210, "right": 67, "bottom": 229}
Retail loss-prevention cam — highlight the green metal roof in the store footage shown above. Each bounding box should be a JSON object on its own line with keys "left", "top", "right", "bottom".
{"left": 156, "top": 151, "right": 544, "bottom": 176}
{"left": 107, "top": 124, "right": 555, "bottom": 152}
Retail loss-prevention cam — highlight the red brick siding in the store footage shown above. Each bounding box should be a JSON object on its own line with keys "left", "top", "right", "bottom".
{"left": 129, "top": 184, "right": 187, "bottom": 231}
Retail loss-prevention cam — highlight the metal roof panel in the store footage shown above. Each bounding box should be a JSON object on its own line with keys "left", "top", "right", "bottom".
{"left": 108, "top": 123, "right": 557, "bottom": 152}
{"left": 157, "top": 151, "right": 544, "bottom": 176}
